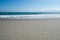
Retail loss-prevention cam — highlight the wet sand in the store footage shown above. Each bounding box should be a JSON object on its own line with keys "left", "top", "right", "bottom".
{"left": 0, "top": 19, "right": 60, "bottom": 40}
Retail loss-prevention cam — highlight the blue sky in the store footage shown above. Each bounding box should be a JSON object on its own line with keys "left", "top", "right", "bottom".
{"left": 0, "top": 0, "right": 60, "bottom": 12}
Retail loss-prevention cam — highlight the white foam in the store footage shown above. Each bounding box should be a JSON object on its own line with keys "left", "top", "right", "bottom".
{"left": 0, "top": 14, "right": 60, "bottom": 19}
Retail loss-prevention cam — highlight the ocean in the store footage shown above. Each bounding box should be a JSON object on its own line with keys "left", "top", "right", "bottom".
{"left": 0, "top": 12, "right": 60, "bottom": 15}
{"left": 0, "top": 12, "right": 60, "bottom": 19}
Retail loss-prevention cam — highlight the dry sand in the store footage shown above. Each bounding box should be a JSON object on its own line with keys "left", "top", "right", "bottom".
{"left": 0, "top": 19, "right": 60, "bottom": 40}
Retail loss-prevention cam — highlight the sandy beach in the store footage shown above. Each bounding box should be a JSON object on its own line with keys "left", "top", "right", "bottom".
{"left": 0, "top": 19, "right": 60, "bottom": 40}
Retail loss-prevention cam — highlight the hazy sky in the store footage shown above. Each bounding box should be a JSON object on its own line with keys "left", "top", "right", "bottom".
{"left": 0, "top": 0, "right": 60, "bottom": 12}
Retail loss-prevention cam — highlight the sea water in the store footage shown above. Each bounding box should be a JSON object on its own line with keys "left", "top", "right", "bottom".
{"left": 0, "top": 12, "right": 60, "bottom": 19}
{"left": 0, "top": 12, "right": 60, "bottom": 15}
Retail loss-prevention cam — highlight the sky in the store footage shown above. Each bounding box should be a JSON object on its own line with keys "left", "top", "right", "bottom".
{"left": 0, "top": 0, "right": 60, "bottom": 12}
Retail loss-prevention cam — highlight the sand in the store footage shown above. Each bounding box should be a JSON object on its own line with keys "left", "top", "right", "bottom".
{"left": 0, "top": 19, "right": 60, "bottom": 40}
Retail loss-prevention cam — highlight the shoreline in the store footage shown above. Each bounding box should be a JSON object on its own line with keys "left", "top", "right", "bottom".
{"left": 0, "top": 14, "right": 60, "bottom": 19}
